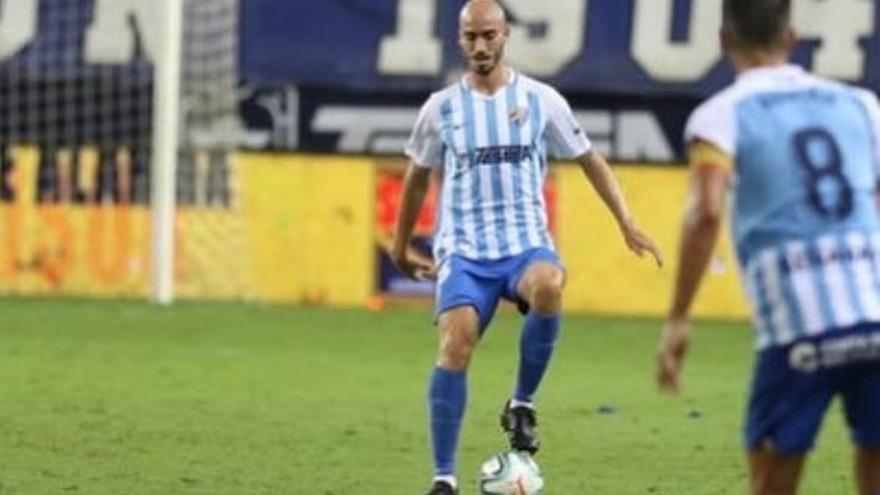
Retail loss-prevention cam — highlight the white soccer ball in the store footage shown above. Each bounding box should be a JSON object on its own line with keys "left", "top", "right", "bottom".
{"left": 478, "top": 451, "right": 544, "bottom": 495}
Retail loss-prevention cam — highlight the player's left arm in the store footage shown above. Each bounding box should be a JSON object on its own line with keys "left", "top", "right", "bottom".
{"left": 657, "top": 140, "right": 732, "bottom": 393}
{"left": 542, "top": 86, "right": 663, "bottom": 266}
{"left": 576, "top": 150, "right": 664, "bottom": 266}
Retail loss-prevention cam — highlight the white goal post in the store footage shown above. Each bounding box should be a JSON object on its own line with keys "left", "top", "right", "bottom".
{"left": 151, "top": 0, "right": 183, "bottom": 305}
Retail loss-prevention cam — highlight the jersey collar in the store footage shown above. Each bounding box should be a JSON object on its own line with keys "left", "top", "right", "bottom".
{"left": 460, "top": 68, "right": 517, "bottom": 98}
{"left": 736, "top": 63, "right": 805, "bottom": 82}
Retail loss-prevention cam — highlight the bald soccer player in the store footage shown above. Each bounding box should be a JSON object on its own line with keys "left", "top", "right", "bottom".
{"left": 392, "top": 1, "right": 663, "bottom": 493}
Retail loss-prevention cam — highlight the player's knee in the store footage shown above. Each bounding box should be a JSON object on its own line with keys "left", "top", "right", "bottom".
{"left": 529, "top": 277, "right": 562, "bottom": 315}
{"left": 438, "top": 328, "right": 478, "bottom": 370}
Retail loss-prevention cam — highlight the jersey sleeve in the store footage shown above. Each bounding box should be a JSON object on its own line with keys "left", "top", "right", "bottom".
{"left": 404, "top": 94, "right": 443, "bottom": 169}
{"left": 683, "top": 95, "right": 737, "bottom": 156}
{"left": 543, "top": 87, "right": 591, "bottom": 159}
{"left": 688, "top": 140, "right": 733, "bottom": 172}
{"left": 855, "top": 89, "right": 880, "bottom": 178}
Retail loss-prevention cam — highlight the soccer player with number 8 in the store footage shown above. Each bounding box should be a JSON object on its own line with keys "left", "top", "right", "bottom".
{"left": 657, "top": 1, "right": 880, "bottom": 494}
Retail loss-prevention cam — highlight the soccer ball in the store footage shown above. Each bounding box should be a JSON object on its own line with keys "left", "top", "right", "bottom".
{"left": 478, "top": 451, "right": 544, "bottom": 495}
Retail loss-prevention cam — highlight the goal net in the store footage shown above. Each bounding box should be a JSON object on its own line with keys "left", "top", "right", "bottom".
{"left": 0, "top": 0, "right": 248, "bottom": 302}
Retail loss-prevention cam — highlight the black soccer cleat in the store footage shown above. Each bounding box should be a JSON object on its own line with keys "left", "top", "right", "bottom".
{"left": 500, "top": 400, "right": 540, "bottom": 454}
{"left": 424, "top": 480, "right": 458, "bottom": 495}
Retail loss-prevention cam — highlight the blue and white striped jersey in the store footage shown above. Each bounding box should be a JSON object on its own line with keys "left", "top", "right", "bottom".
{"left": 405, "top": 70, "right": 591, "bottom": 262}
{"left": 685, "top": 65, "right": 880, "bottom": 350}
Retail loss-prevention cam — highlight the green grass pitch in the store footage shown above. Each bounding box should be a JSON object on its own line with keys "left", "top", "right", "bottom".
{"left": 0, "top": 299, "right": 856, "bottom": 494}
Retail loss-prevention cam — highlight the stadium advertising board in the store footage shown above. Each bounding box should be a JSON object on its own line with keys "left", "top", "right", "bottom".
{"left": 555, "top": 165, "right": 748, "bottom": 318}
{"left": 0, "top": 145, "right": 151, "bottom": 295}
{"left": 0, "top": 144, "right": 749, "bottom": 318}
{"left": 240, "top": 86, "right": 692, "bottom": 161}
{"left": 0, "top": 145, "right": 243, "bottom": 298}
{"left": 0, "top": 147, "right": 374, "bottom": 305}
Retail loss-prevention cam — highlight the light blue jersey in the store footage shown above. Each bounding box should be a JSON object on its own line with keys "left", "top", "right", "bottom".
{"left": 686, "top": 65, "right": 880, "bottom": 350}
{"left": 405, "top": 71, "right": 591, "bottom": 262}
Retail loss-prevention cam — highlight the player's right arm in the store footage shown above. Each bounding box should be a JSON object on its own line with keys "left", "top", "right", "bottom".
{"left": 657, "top": 141, "right": 732, "bottom": 392}
{"left": 391, "top": 95, "right": 443, "bottom": 280}
{"left": 657, "top": 97, "right": 735, "bottom": 394}
{"left": 391, "top": 163, "right": 435, "bottom": 280}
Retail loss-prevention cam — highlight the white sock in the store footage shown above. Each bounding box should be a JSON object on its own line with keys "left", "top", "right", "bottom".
{"left": 510, "top": 398, "right": 534, "bottom": 410}
{"left": 434, "top": 475, "right": 457, "bottom": 489}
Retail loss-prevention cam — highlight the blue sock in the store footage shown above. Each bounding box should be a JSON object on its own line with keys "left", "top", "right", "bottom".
{"left": 428, "top": 366, "right": 467, "bottom": 476}
{"left": 514, "top": 312, "right": 560, "bottom": 403}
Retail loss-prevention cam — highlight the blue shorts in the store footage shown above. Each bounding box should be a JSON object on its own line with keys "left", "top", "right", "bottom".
{"left": 745, "top": 322, "right": 880, "bottom": 454}
{"left": 434, "top": 248, "right": 562, "bottom": 332}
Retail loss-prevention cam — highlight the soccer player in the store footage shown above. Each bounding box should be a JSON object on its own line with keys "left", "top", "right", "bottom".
{"left": 656, "top": 1, "right": 880, "bottom": 494}
{"left": 392, "top": 1, "right": 663, "bottom": 494}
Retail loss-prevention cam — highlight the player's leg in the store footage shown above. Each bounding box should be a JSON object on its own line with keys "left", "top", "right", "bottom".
{"left": 745, "top": 341, "right": 833, "bottom": 495}
{"left": 512, "top": 259, "right": 564, "bottom": 404}
{"left": 426, "top": 257, "right": 502, "bottom": 494}
{"left": 855, "top": 447, "right": 880, "bottom": 495}
{"left": 839, "top": 349, "right": 880, "bottom": 495}
{"left": 427, "top": 306, "right": 480, "bottom": 494}
{"left": 436, "top": 305, "right": 481, "bottom": 369}
{"left": 500, "top": 249, "right": 565, "bottom": 453}
{"left": 747, "top": 448, "right": 806, "bottom": 495}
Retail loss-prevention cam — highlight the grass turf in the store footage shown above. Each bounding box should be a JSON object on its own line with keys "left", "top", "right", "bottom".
{"left": 0, "top": 300, "right": 856, "bottom": 494}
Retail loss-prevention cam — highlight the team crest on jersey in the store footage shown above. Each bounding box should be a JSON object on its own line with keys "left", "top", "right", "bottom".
{"left": 508, "top": 107, "right": 528, "bottom": 125}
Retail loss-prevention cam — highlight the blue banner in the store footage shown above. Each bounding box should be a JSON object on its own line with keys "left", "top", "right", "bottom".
{"left": 244, "top": 0, "right": 880, "bottom": 96}
{"left": 1, "top": 1, "right": 878, "bottom": 96}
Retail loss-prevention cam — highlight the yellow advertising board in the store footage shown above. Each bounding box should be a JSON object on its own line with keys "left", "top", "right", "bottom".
{"left": 238, "top": 153, "right": 374, "bottom": 305}
{"left": 0, "top": 148, "right": 374, "bottom": 306}
{"left": 557, "top": 165, "right": 750, "bottom": 319}
{"left": 0, "top": 146, "right": 151, "bottom": 297}
{"left": 0, "top": 147, "right": 750, "bottom": 319}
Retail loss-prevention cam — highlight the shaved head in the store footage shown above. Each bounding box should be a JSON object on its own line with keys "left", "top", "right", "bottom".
{"left": 459, "top": 0, "right": 507, "bottom": 28}
{"left": 458, "top": 0, "right": 510, "bottom": 78}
